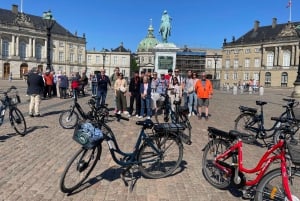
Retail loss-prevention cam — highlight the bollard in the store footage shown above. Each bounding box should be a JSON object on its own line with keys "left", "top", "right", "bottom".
{"left": 240, "top": 86, "right": 243, "bottom": 94}
{"left": 249, "top": 87, "right": 253, "bottom": 94}
{"left": 259, "top": 86, "right": 264, "bottom": 96}
{"left": 233, "top": 85, "right": 238, "bottom": 95}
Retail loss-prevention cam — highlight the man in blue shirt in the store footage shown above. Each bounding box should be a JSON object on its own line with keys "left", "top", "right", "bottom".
{"left": 96, "top": 69, "right": 111, "bottom": 107}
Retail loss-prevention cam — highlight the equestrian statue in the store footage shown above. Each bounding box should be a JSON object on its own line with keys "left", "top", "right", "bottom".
{"left": 159, "top": 10, "right": 172, "bottom": 43}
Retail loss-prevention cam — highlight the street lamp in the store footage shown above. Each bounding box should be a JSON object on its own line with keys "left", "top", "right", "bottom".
{"left": 213, "top": 53, "right": 219, "bottom": 80}
{"left": 292, "top": 55, "right": 300, "bottom": 97}
{"left": 102, "top": 48, "right": 107, "bottom": 70}
{"left": 42, "top": 10, "right": 55, "bottom": 71}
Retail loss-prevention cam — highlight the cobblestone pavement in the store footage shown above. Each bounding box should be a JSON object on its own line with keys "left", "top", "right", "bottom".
{"left": 0, "top": 80, "right": 296, "bottom": 201}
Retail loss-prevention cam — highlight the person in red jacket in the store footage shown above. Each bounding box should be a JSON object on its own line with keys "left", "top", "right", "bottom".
{"left": 194, "top": 72, "right": 213, "bottom": 120}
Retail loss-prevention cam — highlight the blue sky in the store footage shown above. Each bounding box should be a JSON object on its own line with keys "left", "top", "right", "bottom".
{"left": 0, "top": 0, "right": 299, "bottom": 52}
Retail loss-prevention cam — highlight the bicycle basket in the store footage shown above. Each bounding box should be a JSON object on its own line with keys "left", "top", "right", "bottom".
{"left": 153, "top": 123, "right": 189, "bottom": 144}
{"left": 73, "top": 121, "right": 103, "bottom": 149}
{"left": 287, "top": 142, "right": 300, "bottom": 165}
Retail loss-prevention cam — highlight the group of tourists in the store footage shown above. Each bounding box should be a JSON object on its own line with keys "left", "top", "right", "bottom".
{"left": 90, "top": 67, "right": 213, "bottom": 120}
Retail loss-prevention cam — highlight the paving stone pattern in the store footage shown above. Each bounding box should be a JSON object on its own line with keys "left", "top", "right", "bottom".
{"left": 0, "top": 80, "right": 295, "bottom": 201}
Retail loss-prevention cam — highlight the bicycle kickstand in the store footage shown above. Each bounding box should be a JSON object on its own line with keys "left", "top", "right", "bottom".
{"left": 120, "top": 165, "right": 139, "bottom": 192}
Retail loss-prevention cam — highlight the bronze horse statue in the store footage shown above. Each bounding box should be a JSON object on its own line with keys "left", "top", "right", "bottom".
{"left": 159, "top": 10, "right": 171, "bottom": 43}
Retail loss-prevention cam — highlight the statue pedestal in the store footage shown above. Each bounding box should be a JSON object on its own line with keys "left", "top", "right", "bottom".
{"left": 153, "top": 43, "right": 179, "bottom": 75}
{"left": 292, "top": 81, "right": 300, "bottom": 98}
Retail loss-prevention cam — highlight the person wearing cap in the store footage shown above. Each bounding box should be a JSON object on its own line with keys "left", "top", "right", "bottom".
{"left": 96, "top": 69, "right": 111, "bottom": 107}
{"left": 27, "top": 67, "right": 44, "bottom": 117}
{"left": 195, "top": 72, "right": 213, "bottom": 120}
{"left": 128, "top": 70, "right": 141, "bottom": 117}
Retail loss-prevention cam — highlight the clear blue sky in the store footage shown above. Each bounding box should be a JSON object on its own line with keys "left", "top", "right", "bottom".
{"left": 1, "top": 0, "right": 299, "bottom": 52}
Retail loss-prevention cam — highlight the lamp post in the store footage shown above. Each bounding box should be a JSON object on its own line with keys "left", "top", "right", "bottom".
{"left": 102, "top": 48, "right": 107, "bottom": 70}
{"left": 292, "top": 55, "right": 300, "bottom": 97}
{"left": 213, "top": 53, "right": 218, "bottom": 80}
{"left": 42, "top": 10, "right": 55, "bottom": 71}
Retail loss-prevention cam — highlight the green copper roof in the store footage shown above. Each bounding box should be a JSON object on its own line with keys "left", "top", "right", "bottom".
{"left": 137, "top": 20, "right": 159, "bottom": 52}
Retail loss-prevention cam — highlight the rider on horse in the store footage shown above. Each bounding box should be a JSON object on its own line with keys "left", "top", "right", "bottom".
{"left": 159, "top": 10, "right": 172, "bottom": 43}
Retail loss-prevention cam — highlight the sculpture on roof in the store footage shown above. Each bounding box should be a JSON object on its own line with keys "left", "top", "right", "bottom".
{"left": 159, "top": 10, "right": 172, "bottom": 43}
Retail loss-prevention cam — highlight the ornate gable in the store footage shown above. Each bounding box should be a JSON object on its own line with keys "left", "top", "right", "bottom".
{"left": 14, "top": 12, "right": 33, "bottom": 27}
{"left": 278, "top": 22, "right": 298, "bottom": 37}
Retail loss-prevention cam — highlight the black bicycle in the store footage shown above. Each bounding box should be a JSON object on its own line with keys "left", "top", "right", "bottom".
{"left": 59, "top": 91, "right": 109, "bottom": 129}
{"left": 0, "top": 86, "right": 27, "bottom": 136}
{"left": 60, "top": 113, "right": 184, "bottom": 193}
{"left": 234, "top": 98, "right": 300, "bottom": 144}
{"left": 154, "top": 90, "right": 192, "bottom": 145}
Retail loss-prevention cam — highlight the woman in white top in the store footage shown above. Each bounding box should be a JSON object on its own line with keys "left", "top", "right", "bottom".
{"left": 114, "top": 73, "right": 128, "bottom": 114}
{"left": 169, "top": 76, "right": 182, "bottom": 112}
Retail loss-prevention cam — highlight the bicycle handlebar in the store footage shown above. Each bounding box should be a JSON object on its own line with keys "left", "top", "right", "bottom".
{"left": 0, "top": 86, "right": 17, "bottom": 94}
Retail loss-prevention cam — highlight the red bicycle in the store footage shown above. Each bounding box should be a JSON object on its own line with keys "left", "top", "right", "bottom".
{"left": 202, "top": 124, "right": 300, "bottom": 201}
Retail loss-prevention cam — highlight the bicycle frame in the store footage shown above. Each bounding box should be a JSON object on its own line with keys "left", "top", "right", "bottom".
{"left": 102, "top": 125, "right": 161, "bottom": 167}
{"left": 214, "top": 139, "right": 293, "bottom": 200}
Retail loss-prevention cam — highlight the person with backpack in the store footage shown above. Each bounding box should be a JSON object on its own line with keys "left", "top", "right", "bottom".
{"left": 96, "top": 69, "right": 111, "bottom": 107}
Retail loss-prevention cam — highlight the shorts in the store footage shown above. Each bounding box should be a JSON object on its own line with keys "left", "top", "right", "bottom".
{"left": 197, "top": 98, "right": 209, "bottom": 107}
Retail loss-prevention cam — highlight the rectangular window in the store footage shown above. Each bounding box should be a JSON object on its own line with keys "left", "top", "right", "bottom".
{"left": 254, "top": 48, "right": 261, "bottom": 53}
{"left": 244, "top": 58, "right": 250, "bottom": 68}
{"left": 243, "top": 73, "right": 249, "bottom": 81}
{"left": 253, "top": 73, "right": 259, "bottom": 81}
{"left": 87, "top": 55, "right": 92, "bottom": 64}
{"left": 233, "top": 72, "right": 238, "bottom": 80}
{"left": 224, "top": 73, "right": 229, "bottom": 80}
{"left": 122, "top": 57, "right": 126, "bottom": 65}
{"left": 207, "top": 60, "right": 212, "bottom": 68}
{"left": 254, "top": 58, "right": 260, "bottom": 67}
{"left": 113, "top": 56, "right": 118, "bottom": 65}
{"left": 245, "top": 49, "right": 251, "bottom": 54}
{"left": 70, "top": 53, "right": 74, "bottom": 62}
{"left": 96, "top": 56, "right": 100, "bottom": 64}
{"left": 59, "top": 42, "right": 64, "bottom": 47}
{"left": 234, "top": 59, "right": 239, "bottom": 69}
{"left": 69, "top": 43, "right": 73, "bottom": 49}
{"left": 225, "top": 60, "right": 230, "bottom": 69}
{"left": 59, "top": 52, "right": 64, "bottom": 62}
{"left": 78, "top": 54, "right": 82, "bottom": 63}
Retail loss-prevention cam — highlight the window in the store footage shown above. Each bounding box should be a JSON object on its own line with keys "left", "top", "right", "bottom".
{"left": 207, "top": 60, "right": 212, "bottom": 68}
{"left": 243, "top": 73, "right": 249, "bottom": 81}
{"left": 96, "top": 56, "right": 100, "bottom": 64}
{"left": 265, "top": 72, "right": 271, "bottom": 87}
{"left": 233, "top": 72, "right": 238, "bottom": 80}
{"left": 113, "top": 56, "right": 118, "bottom": 65}
{"left": 224, "top": 73, "right": 229, "bottom": 80}
{"left": 19, "top": 41, "right": 26, "bottom": 59}
{"left": 59, "top": 42, "right": 64, "bottom": 47}
{"left": 149, "top": 57, "right": 152, "bottom": 63}
{"left": 254, "top": 48, "right": 261, "bottom": 53}
{"left": 59, "top": 52, "right": 64, "bottom": 62}
{"left": 245, "top": 49, "right": 251, "bottom": 54}
{"left": 122, "top": 57, "right": 126, "bottom": 65}
{"left": 244, "top": 58, "right": 250, "bottom": 68}
{"left": 70, "top": 53, "right": 74, "bottom": 62}
{"left": 87, "top": 55, "right": 92, "bottom": 64}
{"left": 266, "top": 52, "right": 274, "bottom": 67}
{"left": 253, "top": 73, "right": 259, "bottom": 82}
{"left": 234, "top": 49, "right": 239, "bottom": 54}
{"left": 78, "top": 54, "right": 82, "bottom": 63}
{"left": 225, "top": 59, "right": 230, "bottom": 69}
{"left": 35, "top": 44, "right": 42, "bottom": 61}
{"left": 69, "top": 43, "right": 73, "bottom": 49}
{"left": 2, "top": 40, "right": 9, "bottom": 58}
{"left": 233, "top": 59, "right": 239, "bottom": 69}
{"left": 281, "top": 72, "right": 288, "bottom": 87}
{"left": 254, "top": 58, "right": 260, "bottom": 68}
{"left": 282, "top": 50, "right": 291, "bottom": 67}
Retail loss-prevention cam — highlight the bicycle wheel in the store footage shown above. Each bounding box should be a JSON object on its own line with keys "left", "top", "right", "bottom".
{"left": 138, "top": 134, "right": 183, "bottom": 179}
{"left": 202, "top": 139, "right": 232, "bottom": 189}
{"left": 10, "top": 107, "right": 27, "bottom": 136}
{"left": 254, "top": 167, "right": 300, "bottom": 201}
{"left": 59, "top": 110, "right": 79, "bottom": 129}
{"left": 60, "top": 145, "right": 101, "bottom": 193}
{"left": 234, "top": 113, "right": 257, "bottom": 143}
{"left": 273, "top": 125, "right": 300, "bottom": 145}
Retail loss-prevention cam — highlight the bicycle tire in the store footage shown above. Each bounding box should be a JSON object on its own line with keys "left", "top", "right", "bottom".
{"left": 254, "top": 167, "right": 300, "bottom": 201}
{"left": 59, "top": 110, "right": 79, "bottom": 129}
{"left": 178, "top": 113, "right": 192, "bottom": 144}
{"left": 202, "top": 139, "right": 232, "bottom": 189}
{"left": 60, "top": 145, "right": 101, "bottom": 193}
{"left": 234, "top": 113, "right": 257, "bottom": 143}
{"left": 10, "top": 107, "right": 27, "bottom": 136}
{"left": 273, "top": 126, "right": 300, "bottom": 145}
{"left": 138, "top": 134, "right": 183, "bottom": 179}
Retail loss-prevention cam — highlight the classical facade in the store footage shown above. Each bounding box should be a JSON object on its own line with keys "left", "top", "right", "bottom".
{"left": 222, "top": 18, "right": 300, "bottom": 88}
{"left": 0, "top": 4, "right": 86, "bottom": 79}
{"left": 86, "top": 42, "right": 131, "bottom": 78}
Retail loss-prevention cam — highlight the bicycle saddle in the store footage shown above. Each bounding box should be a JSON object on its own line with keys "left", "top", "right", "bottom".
{"left": 136, "top": 119, "right": 154, "bottom": 129}
{"left": 256, "top": 101, "right": 267, "bottom": 106}
{"left": 208, "top": 127, "right": 252, "bottom": 141}
{"left": 239, "top": 106, "right": 257, "bottom": 113}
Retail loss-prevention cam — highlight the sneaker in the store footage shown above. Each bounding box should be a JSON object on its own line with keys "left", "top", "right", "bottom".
{"left": 29, "top": 114, "right": 34, "bottom": 118}
{"left": 192, "top": 112, "right": 196, "bottom": 116}
{"left": 135, "top": 114, "right": 139, "bottom": 118}
{"left": 138, "top": 116, "right": 143, "bottom": 119}
{"left": 34, "top": 114, "right": 41, "bottom": 117}
{"left": 123, "top": 111, "right": 129, "bottom": 115}
{"left": 127, "top": 114, "right": 131, "bottom": 118}
{"left": 117, "top": 111, "right": 121, "bottom": 115}
{"left": 188, "top": 113, "right": 191, "bottom": 117}
{"left": 146, "top": 116, "right": 151, "bottom": 120}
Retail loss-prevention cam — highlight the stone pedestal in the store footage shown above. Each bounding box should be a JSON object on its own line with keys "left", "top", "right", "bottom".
{"left": 153, "top": 43, "right": 179, "bottom": 75}
{"left": 292, "top": 82, "right": 300, "bottom": 98}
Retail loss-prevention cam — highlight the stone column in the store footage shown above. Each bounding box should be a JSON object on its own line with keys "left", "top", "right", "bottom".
{"left": 32, "top": 38, "right": 36, "bottom": 58}
{"left": 11, "top": 35, "right": 15, "bottom": 56}
{"left": 28, "top": 38, "right": 32, "bottom": 58}
{"left": 15, "top": 36, "right": 19, "bottom": 56}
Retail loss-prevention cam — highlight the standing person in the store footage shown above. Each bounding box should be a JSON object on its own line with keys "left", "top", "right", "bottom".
{"left": 187, "top": 72, "right": 198, "bottom": 117}
{"left": 27, "top": 67, "right": 44, "bottom": 117}
{"left": 59, "top": 72, "right": 69, "bottom": 99}
{"left": 91, "top": 73, "right": 98, "bottom": 97}
{"left": 165, "top": 68, "right": 173, "bottom": 85}
{"left": 96, "top": 69, "right": 111, "bottom": 107}
{"left": 195, "top": 72, "right": 213, "bottom": 120}
{"left": 183, "top": 70, "right": 193, "bottom": 108}
{"left": 110, "top": 67, "right": 120, "bottom": 112}
{"left": 128, "top": 71, "right": 141, "bottom": 117}
{"left": 52, "top": 71, "right": 58, "bottom": 97}
{"left": 150, "top": 72, "right": 160, "bottom": 111}
{"left": 80, "top": 71, "right": 88, "bottom": 96}
{"left": 43, "top": 69, "right": 53, "bottom": 99}
{"left": 139, "top": 76, "right": 152, "bottom": 119}
{"left": 169, "top": 77, "right": 182, "bottom": 111}
{"left": 114, "top": 73, "right": 128, "bottom": 114}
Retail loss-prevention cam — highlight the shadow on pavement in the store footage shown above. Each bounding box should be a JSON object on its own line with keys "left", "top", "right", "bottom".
{"left": 25, "top": 125, "right": 49, "bottom": 135}
{"left": 67, "top": 160, "right": 188, "bottom": 196}
{"left": 42, "top": 110, "right": 63, "bottom": 117}
{"left": 0, "top": 132, "right": 17, "bottom": 142}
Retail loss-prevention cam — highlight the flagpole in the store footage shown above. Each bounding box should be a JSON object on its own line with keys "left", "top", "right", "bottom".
{"left": 289, "top": 0, "right": 292, "bottom": 22}
{"left": 20, "top": 0, "right": 23, "bottom": 13}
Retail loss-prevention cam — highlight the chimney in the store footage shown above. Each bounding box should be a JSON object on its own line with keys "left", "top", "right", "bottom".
{"left": 12, "top": 4, "right": 18, "bottom": 14}
{"left": 272, "top": 18, "right": 277, "bottom": 28}
{"left": 254, "top": 20, "right": 260, "bottom": 32}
